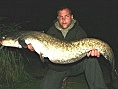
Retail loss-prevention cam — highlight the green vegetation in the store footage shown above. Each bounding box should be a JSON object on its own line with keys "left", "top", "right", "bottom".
{"left": 0, "top": 17, "right": 32, "bottom": 89}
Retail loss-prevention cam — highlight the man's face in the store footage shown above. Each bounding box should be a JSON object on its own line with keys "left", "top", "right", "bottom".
{"left": 57, "top": 8, "right": 73, "bottom": 29}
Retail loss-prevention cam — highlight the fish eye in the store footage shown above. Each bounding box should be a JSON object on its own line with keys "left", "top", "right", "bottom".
{"left": 2, "top": 35, "right": 7, "bottom": 39}
{"left": 2, "top": 36, "right": 5, "bottom": 39}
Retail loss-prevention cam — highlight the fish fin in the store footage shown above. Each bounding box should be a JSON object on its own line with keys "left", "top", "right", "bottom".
{"left": 18, "top": 38, "right": 27, "bottom": 48}
{"left": 39, "top": 53, "right": 45, "bottom": 62}
{"left": 0, "top": 45, "right": 4, "bottom": 49}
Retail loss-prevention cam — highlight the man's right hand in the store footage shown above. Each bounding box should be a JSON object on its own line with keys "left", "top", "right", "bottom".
{"left": 27, "top": 43, "right": 35, "bottom": 51}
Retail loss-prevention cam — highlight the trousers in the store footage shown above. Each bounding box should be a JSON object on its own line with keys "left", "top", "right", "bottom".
{"left": 40, "top": 57, "right": 108, "bottom": 89}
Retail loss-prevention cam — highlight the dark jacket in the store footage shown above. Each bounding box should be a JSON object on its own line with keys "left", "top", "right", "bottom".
{"left": 45, "top": 20, "right": 87, "bottom": 71}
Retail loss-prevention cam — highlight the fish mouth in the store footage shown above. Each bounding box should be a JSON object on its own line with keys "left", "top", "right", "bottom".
{"left": 0, "top": 39, "right": 3, "bottom": 45}
{"left": 0, "top": 39, "right": 5, "bottom": 49}
{"left": 0, "top": 34, "right": 7, "bottom": 45}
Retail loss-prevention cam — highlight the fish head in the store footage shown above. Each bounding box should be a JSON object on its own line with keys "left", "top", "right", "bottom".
{"left": 0, "top": 34, "right": 22, "bottom": 48}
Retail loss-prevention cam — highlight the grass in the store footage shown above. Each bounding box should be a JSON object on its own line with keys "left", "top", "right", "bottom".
{"left": 0, "top": 17, "right": 36, "bottom": 89}
{"left": 0, "top": 76, "right": 40, "bottom": 89}
{"left": 0, "top": 49, "right": 32, "bottom": 89}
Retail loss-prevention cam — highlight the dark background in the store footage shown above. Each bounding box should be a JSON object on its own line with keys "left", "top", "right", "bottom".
{"left": 0, "top": 0, "right": 118, "bottom": 60}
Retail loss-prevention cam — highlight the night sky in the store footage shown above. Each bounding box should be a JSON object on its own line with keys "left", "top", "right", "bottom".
{"left": 0, "top": 0, "right": 118, "bottom": 59}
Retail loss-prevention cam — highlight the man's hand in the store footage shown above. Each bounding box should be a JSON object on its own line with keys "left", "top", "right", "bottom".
{"left": 87, "top": 49, "right": 100, "bottom": 57}
{"left": 27, "top": 43, "right": 35, "bottom": 51}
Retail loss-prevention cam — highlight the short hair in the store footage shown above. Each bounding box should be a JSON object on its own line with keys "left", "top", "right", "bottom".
{"left": 57, "top": 6, "right": 73, "bottom": 15}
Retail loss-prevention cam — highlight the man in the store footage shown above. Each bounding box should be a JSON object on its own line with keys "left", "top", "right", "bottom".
{"left": 27, "top": 7, "right": 113, "bottom": 89}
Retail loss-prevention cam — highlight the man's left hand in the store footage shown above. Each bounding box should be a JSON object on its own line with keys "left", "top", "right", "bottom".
{"left": 87, "top": 49, "right": 100, "bottom": 57}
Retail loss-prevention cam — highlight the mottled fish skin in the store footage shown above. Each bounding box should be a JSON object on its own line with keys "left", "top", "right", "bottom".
{"left": 0, "top": 31, "right": 115, "bottom": 71}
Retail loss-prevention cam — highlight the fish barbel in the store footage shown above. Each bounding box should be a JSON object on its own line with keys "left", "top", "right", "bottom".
{"left": 0, "top": 31, "right": 115, "bottom": 71}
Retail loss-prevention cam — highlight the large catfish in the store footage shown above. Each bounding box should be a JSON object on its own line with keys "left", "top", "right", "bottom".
{"left": 0, "top": 31, "right": 117, "bottom": 79}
